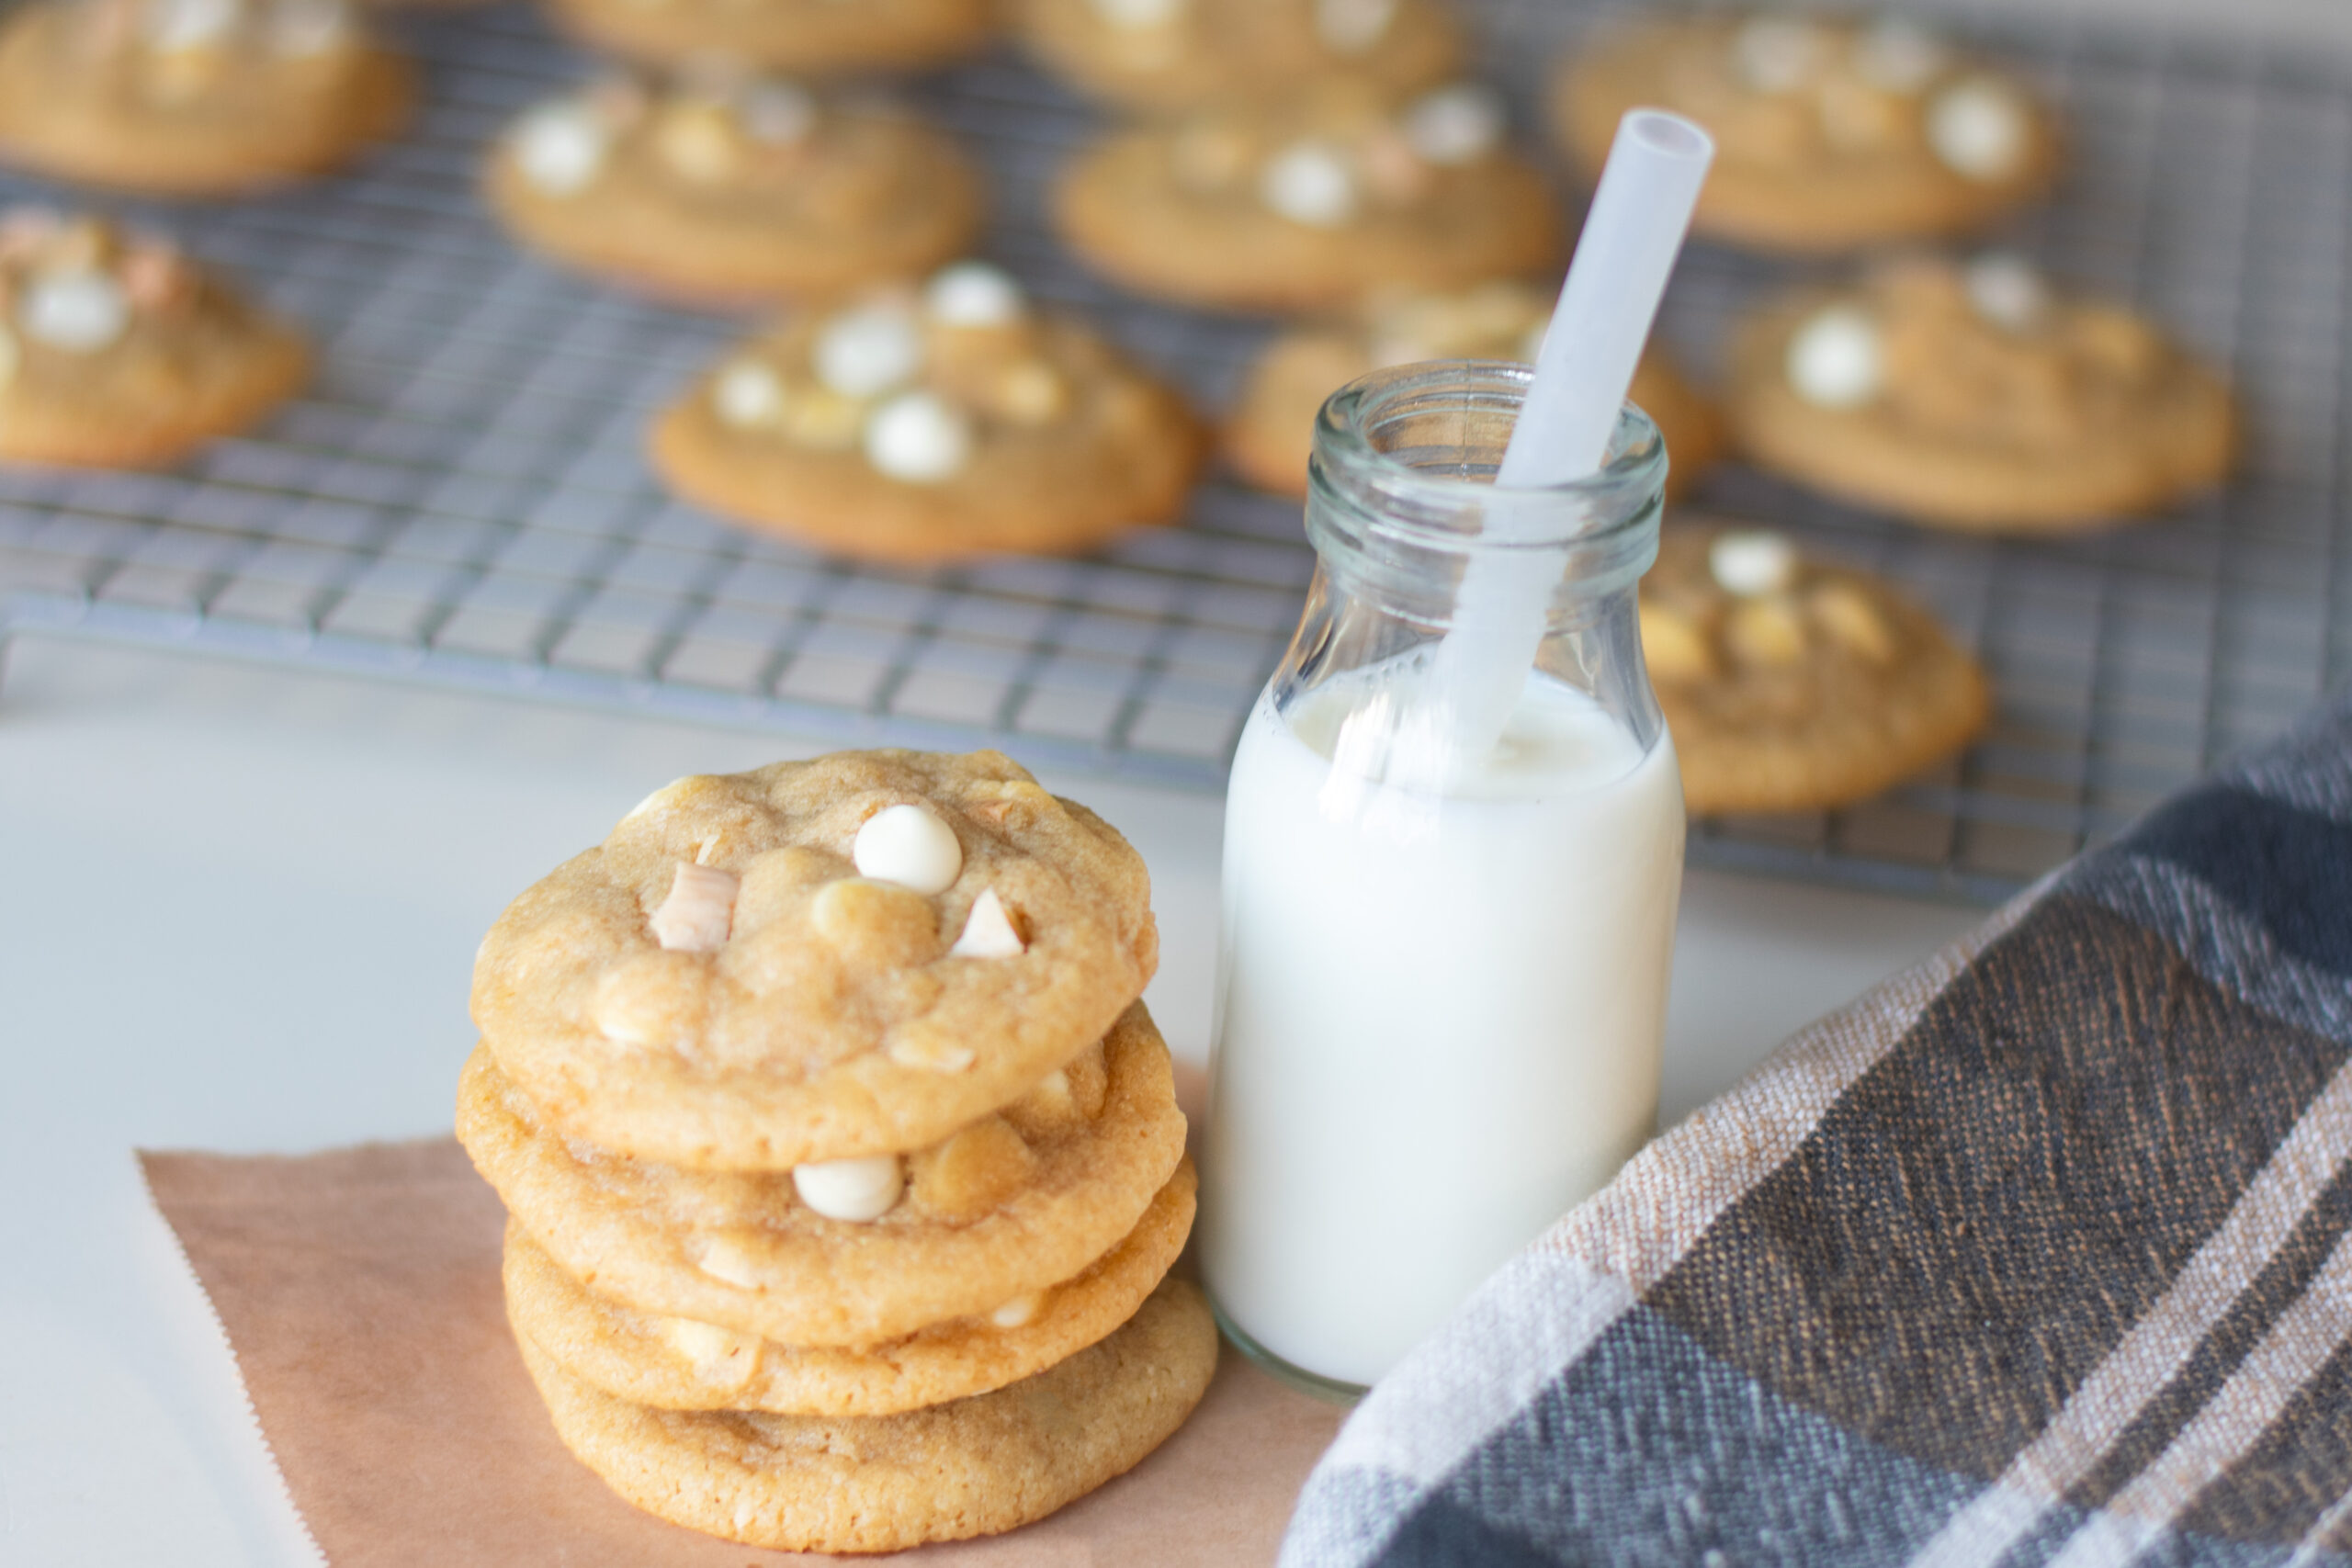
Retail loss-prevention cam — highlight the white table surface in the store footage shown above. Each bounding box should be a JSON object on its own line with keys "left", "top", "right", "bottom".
{"left": 9, "top": 3, "right": 2351, "bottom": 1557}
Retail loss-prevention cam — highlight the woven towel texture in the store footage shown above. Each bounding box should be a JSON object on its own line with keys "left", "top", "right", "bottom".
{"left": 1284, "top": 692, "right": 2352, "bottom": 1568}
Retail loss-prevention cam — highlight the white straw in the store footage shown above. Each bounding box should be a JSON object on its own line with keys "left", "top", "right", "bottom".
{"left": 1417, "top": 110, "right": 1713, "bottom": 781}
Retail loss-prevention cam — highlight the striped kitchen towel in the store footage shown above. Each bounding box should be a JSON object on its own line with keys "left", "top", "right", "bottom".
{"left": 1285, "top": 690, "right": 2352, "bottom": 1568}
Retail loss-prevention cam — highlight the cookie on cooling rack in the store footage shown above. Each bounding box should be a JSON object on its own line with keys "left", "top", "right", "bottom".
{"left": 1726, "top": 254, "right": 2234, "bottom": 531}
{"left": 1055, "top": 80, "right": 1562, "bottom": 313}
{"left": 1553, "top": 13, "right": 2059, "bottom": 254}
{"left": 511, "top": 1274, "right": 1217, "bottom": 1554}
{"left": 650, "top": 262, "right": 1204, "bottom": 560}
{"left": 1016, "top": 0, "right": 1464, "bottom": 111}
{"left": 545, "top": 0, "right": 991, "bottom": 73}
{"left": 1642, "top": 523, "right": 1990, "bottom": 816}
{"left": 1227, "top": 278, "right": 1719, "bottom": 501}
{"left": 0, "top": 0, "right": 412, "bottom": 196}
{"left": 0, "top": 209, "right": 310, "bottom": 468}
{"left": 486, "top": 73, "right": 985, "bottom": 308}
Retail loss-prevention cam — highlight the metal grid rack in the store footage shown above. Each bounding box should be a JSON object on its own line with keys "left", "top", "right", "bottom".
{"left": 0, "top": 0, "right": 2346, "bottom": 904}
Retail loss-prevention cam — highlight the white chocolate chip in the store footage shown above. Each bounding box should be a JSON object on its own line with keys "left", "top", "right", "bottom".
{"left": 1928, "top": 76, "right": 2030, "bottom": 182}
{"left": 814, "top": 301, "right": 923, "bottom": 398}
{"left": 1315, "top": 0, "right": 1396, "bottom": 55}
{"left": 144, "top": 0, "right": 239, "bottom": 52}
{"left": 923, "top": 261, "right": 1024, "bottom": 328}
{"left": 1261, "top": 141, "right": 1358, "bottom": 228}
{"left": 650, "top": 863, "right": 738, "bottom": 953}
{"left": 853, "top": 803, "right": 964, "bottom": 893}
{"left": 268, "top": 0, "right": 349, "bottom": 57}
{"left": 1087, "top": 0, "right": 1182, "bottom": 28}
{"left": 989, "top": 1292, "right": 1044, "bottom": 1329}
{"left": 1708, "top": 530, "right": 1801, "bottom": 598}
{"left": 695, "top": 1236, "right": 765, "bottom": 1289}
{"left": 865, "top": 390, "right": 973, "bottom": 484}
{"left": 1401, "top": 85, "right": 1505, "bottom": 166}
{"left": 889, "top": 1037, "right": 979, "bottom": 1073}
{"left": 662, "top": 1316, "right": 758, "bottom": 1388}
{"left": 512, "top": 102, "right": 610, "bottom": 197}
{"left": 1784, "top": 304, "right": 1883, "bottom": 409}
{"left": 1851, "top": 16, "right": 1948, "bottom": 94}
{"left": 713, "top": 359, "right": 786, "bottom": 428}
{"left": 949, "top": 889, "right": 1025, "bottom": 959}
{"left": 0, "top": 326, "right": 17, "bottom": 389}
{"left": 1965, "top": 252, "right": 2051, "bottom": 331}
{"left": 20, "top": 271, "right": 130, "bottom": 355}
{"left": 737, "top": 79, "right": 817, "bottom": 145}
{"left": 1732, "top": 16, "right": 1828, "bottom": 94}
{"left": 792, "top": 1155, "right": 904, "bottom": 1222}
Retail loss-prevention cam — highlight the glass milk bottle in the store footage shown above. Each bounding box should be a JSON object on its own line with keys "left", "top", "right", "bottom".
{"left": 1200, "top": 360, "right": 1685, "bottom": 1395}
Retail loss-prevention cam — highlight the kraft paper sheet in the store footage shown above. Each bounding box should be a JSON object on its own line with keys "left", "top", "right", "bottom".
{"left": 140, "top": 1136, "right": 1347, "bottom": 1566}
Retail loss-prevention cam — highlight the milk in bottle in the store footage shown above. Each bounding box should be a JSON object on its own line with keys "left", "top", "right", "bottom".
{"left": 1199, "top": 363, "right": 1685, "bottom": 1393}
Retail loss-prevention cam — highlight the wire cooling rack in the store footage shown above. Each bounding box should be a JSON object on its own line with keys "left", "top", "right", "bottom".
{"left": 0, "top": 1, "right": 2346, "bottom": 904}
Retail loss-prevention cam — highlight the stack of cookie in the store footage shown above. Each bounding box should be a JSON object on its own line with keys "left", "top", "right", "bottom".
{"left": 457, "top": 748, "right": 1216, "bottom": 1553}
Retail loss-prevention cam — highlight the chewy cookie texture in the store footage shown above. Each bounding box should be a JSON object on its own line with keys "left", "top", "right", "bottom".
{"left": 1555, "top": 13, "right": 2059, "bottom": 254}
{"left": 546, "top": 0, "right": 992, "bottom": 73}
{"left": 652, "top": 261, "right": 1204, "bottom": 561}
{"left": 0, "top": 209, "right": 309, "bottom": 468}
{"left": 1729, "top": 254, "right": 2233, "bottom": 531}
{"left": 1018, "top": 0, "right": 1464, "bottom": 111}
{"left": 1227, "top": 278, "right": 1719, "bottom": 502}
{"left": 0, "top": 0, "right": 413, "bottom": 196}
{"left": 1057, "top": 79, "right": 1561, "bottom": 312}
{"left": 1642, "top": 525, "right": 1990, "bottom": 815}
{"left": 486, "top": 72, "right": 984, "bottom": 308}
{"left": 459, "top": 748, "right": 1212, "bottom": 1552}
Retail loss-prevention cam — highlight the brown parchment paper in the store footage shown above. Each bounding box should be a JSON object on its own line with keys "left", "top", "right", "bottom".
{"left": 140, "top": 1137, "right": 1348, "bottom": 1566}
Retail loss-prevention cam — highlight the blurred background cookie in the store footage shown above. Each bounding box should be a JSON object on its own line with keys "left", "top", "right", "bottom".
{"left": 1641, "top": 524, "right": 1990, "bottom": 815}
{"left": 0, "top": 209, "right": 309, "bottom": 467}
{"left": 0, "top": 0, "right": 412, "bottom": 195}
{"left": 651, "top": 262, "right": 1206, "bottom": 559}
{"left": 1728, "top": 254, "right": 2234, "bottom": 531}
{"left": 1055, "top": 80, "right": 1560, "bottom": 312}
{"left": 1227, "top": 277, "right": 1718, "bottom": 501}
{"left": 1554, "top": 13, "right": 2059, "bottom": 254}
{"left": 1016, "top": 0, "right": 1463, "bottom": 112}
{"left": 544, "top": 0, "right": 993, "bottom": 74}
{"left": 486, "top": 72, "right": 984, "bottom": 307}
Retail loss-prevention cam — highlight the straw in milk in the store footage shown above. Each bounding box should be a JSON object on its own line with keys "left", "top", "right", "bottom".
{"left": 1416, "top": 110, "right": 1713, "bottom": 783}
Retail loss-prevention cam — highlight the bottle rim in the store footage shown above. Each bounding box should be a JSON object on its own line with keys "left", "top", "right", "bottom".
{"left": 1307, "top": 358, "right": 1668, "bottom": 558}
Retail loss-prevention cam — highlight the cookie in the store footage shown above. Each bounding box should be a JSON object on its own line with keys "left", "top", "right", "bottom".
{"left": 1553, "top": 14, "right": 2059, "bottom": 254}
{"left": 0, "top": 0, "right": 412, "bottom": 197}
{"left": 1017, "top": 0, "right": 1463, "bottom": 112}
{"left": 472, "top": 750, "right": 1159, "bottom": 1169}
{"left": 485, "top": 73, "right": 985, "bottom": 309}
{"left": 1642, "top": 523, "right": 1990, "bottom": 815}
{"left": 1226, "top": 278, "right": 1719, "bottom": 502}
{"left": 457, "top": 1003, "right": 1186, "bottom": 1347}
{"left": 504, "top": 1158, "right": 1196, "bottom": 1416}
{"left": 650, "top": 262, "right": 1205, "bottom": 560}
{"left": 514, "top": 1274, "right": 1217, "bottom": 1554}
{"left": 0, "top": 209, "right": 309, "bottom": 468}
{"left": 1055, "top": 80, "right": 1563, "bottom": 313}
{"left": 1726, "top": 254, "right": 2234, "bottom": 531}
{"left": 545, "top": 0, "right": 990, "bottom": 74}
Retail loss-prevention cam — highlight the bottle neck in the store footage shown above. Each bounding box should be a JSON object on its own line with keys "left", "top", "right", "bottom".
{"left": 1275, "top": 361, "right": 1669, "bottom": 757}
{"left": 1303, "top": 360, "right": 1667, "bottom": 631}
